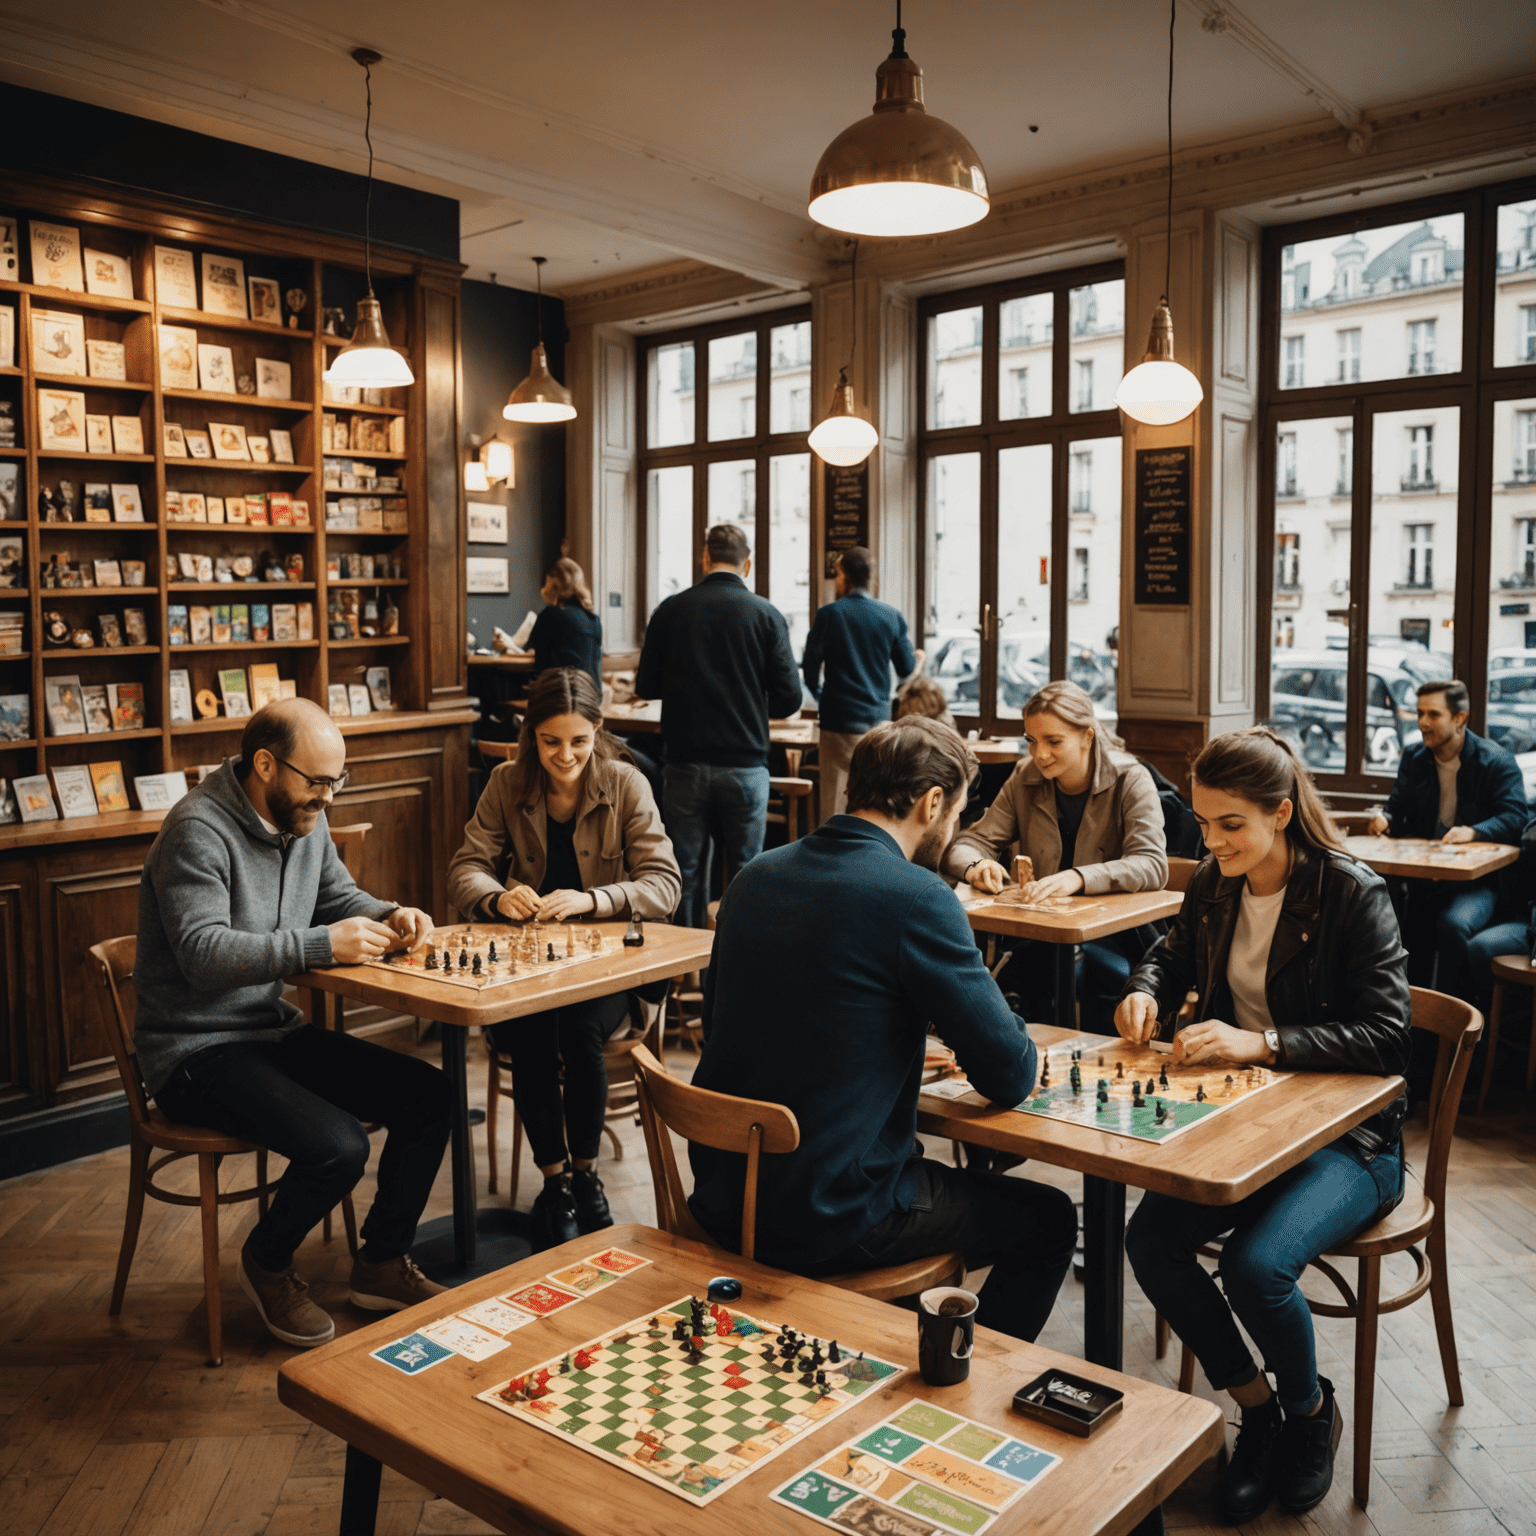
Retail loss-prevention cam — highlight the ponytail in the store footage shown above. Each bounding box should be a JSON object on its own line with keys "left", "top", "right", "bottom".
{"left": 1190, "top": 727, "right": 1343, "bottom": 853}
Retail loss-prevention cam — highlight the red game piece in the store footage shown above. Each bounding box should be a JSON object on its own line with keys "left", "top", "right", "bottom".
{"left": 713, "top": 1307, "right": 735, "bottom": 1336}
{"left": 573, "top": 1346, "right": 598, "bottom": 1370}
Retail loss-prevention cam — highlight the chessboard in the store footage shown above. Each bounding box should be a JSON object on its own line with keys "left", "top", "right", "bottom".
{"left": 476, "top": 1295, "right": 904, "bottom": 1506}
{"left": 926, "top": 1037, "right": 1287, "bottom": 1144}
{"left": 363, "top": 923, "right": 622, "bottom": 991}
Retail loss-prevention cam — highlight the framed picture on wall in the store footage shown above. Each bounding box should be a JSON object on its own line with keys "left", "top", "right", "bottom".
{"left": 466, "top": 556, "right": 510, "bottom": 594}
{"left": 466, "top": 500, "right": 508, "bottom": 544}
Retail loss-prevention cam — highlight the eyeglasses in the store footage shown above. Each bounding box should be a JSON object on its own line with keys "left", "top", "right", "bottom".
{"left": 273, "top": 756, "right": 350, "bottom": 793}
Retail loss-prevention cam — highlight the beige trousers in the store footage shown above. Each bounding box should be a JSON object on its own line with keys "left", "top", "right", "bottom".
{"left": 817, "top": 728, "right": 866, "bottom": 823}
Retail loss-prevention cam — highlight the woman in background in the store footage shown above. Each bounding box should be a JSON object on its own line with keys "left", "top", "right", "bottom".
{"left": 528, "top": 557, "right": 603, "bottom": 689}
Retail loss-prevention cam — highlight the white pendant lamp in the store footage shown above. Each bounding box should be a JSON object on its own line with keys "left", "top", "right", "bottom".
{"left": 1114, "top": 0, "right": 1202, "bottom": 427}
{"left": 809, "top": 241, "right": 879, "bottom": 467}
{"left": 504, "top": 258, "right": 576, "bottom": 424}
{"left": 322, "top": 49, "right": 416, "bottom": 391}
{"left": 808, "top": 1, "right": 988, "bottom": 239}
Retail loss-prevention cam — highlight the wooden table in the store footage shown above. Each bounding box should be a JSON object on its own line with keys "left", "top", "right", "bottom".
{"left": 969, "top": 737, "right": 1025, "bottom": 766}
{"left": 918, "top": 1025, "right": 1404, "bottom": 1372}
{"left": 960, "top": 888, "right": 1185, "bottom": 1029}
{"left": 468, "top": 652, "right": 537, "bottom": 670}
{"left": 290, "top": 922, "right": 713, "bottom": 1279}
{"left": 278, "top": 1223, "right": 1223, "bottom": 1536}
{"left": 604, "top": 698, "right": 817, "bottom": 750}
{"left": 1343, "top": 834, "right": 1519, "bottom": 881}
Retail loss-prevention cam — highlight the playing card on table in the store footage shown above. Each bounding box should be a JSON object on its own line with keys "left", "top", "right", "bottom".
{"left": 502, "top": 1280, "right": 582, "bottom": 1317}
{"left": 586, "top": 1245, "right": 651, "bottom": 1275}
{"left": 547, "top": 1260, "right": 620, "bottom": 1295}
{"left": 420, "top": 1316, "right": 510, "bottom": 1361}
{"left": 370, "top": 1332, "right": 453, "bottom": 1376}
{"left": 457, "top": 1297, "right": 536, "bottom": 1335}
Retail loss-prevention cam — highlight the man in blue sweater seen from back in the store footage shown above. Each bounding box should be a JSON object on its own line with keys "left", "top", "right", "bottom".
{"left": 802, "top": 546, "right": 921, "bottom": 823}
{"left": 689, "top": 718, "right": 1076, "bottom": 1341}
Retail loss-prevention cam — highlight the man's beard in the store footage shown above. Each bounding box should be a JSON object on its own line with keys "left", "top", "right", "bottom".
{"left": 912, "top": 818, "right": 952, "bottom": 873}
{"left": 267, "top": 781, "right": 326, "bottom": 835}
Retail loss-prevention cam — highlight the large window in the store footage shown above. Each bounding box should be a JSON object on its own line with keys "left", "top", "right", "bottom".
{"left": 1260, "top": 178, "right": 1536, "bottom": 792}
{"left": 639, "top": 310, "right": 813, "bottom": 655}
{"left": 919, "top": 263, "right": 1124, "bottom": 734}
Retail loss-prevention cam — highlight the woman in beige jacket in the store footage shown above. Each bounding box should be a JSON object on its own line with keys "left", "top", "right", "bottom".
{"left": 448, "top": 668, "right": 680, "bottom": 1248}
{"left": 943, "top": 679, "right": 1168, "bottom": 1029}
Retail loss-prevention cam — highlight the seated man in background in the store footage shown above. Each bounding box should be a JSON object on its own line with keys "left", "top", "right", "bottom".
{"left": 137, "top": 698, "right": 451, "bottom": 1349}
{"left": 688, "top": 718, "right": 1076, "bottom": 1342}
{"left": 1367, "top": 679, "right": 1527, "bottom": 1002}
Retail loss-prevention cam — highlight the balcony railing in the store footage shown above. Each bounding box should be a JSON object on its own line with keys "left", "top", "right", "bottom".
{"left": 1400, "top": 475, "right": 1438, "bottom": 493}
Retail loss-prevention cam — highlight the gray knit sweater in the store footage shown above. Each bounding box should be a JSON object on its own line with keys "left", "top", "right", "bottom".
{"left": 134, "top": 762, "right": 396, "bottom": 1095}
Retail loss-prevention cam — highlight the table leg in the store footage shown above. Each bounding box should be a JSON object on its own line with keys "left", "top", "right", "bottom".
{"left": 1081, "top": 1174, "right": 1125, "bottom": 1371}
{"left": 441, "top": 1024, "right": 476, "bottom": 1272}
{"left": 339, "top": 1444, "right": 381, "bottom": 1536}
{"left": 1054, "top": 943, "right": 1076, "bottom": 1030}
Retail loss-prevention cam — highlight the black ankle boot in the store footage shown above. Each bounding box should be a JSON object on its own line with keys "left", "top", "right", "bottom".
{"left": 530, "top": 1166, "right": 580, "bottom": 1250}
{"left": 1217, "top": 1391, "right": 1283, "bottom": 1525}
{"left": 572, "top": 1167, "right": 613, "bottom": 1234}
{"left": 1276, "top": 1376, "right": 1341, "bottom": 1515}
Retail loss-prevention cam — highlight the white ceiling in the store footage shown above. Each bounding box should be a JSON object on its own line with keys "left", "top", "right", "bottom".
{"left": 2, "top": 0, "right": 1532, "bottom": 298}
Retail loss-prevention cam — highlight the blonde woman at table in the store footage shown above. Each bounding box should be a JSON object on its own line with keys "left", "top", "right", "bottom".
{"left": 1117, "top": 727, "right": 1410, "bottom": 1524}
{"left": 447, "top": 668, "right": 681, "bottom": 1249}
{"left": 943, "top": 679, "right": 1167, "bottom": 1029}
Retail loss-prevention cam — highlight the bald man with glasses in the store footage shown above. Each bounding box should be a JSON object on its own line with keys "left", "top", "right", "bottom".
{"left": 137, "top": 698, "right": 451, "bottom": 1349}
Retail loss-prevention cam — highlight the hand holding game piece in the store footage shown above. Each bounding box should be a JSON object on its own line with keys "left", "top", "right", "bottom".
{"left": 965, "top": 858, "right": 1010, "bottom": 895}
{"left": 385, "top": 905, "right": 434, "bottom": 953}
{"left": 496, "top": 885, "right": 541, "bottom": 922}
{"left": 537, "top": 887, "right": 597, "bottom": 922}
{"left": 328, "top": 914, "right": 398, "bottom": 963}
{"left": 1115, "top": 990, "right": 1160, "bottom": 1045}
{"left": 1171, "top": 1019, "right": 1272, "bottom": 1066}
{"left": 1018, "top": 868, "right": 1085, "bottom": 904}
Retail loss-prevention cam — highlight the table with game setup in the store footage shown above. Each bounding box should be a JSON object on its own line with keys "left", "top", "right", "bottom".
{"left": 289, "top": 919, "right": 714, "bottom": 1282}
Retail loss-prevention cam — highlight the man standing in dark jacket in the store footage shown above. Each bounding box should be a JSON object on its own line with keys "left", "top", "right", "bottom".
{"left": 1368, "top": 679, "right": 1528, "bottom": 999}
{"left": 689, "top": 718, "right": 1076, "bottom": 1342}
{"left": 635, "top": 523, "right": 802, "bottom": 928}
{"left": 802, "top": 546, "right": 920, "bottom": 822}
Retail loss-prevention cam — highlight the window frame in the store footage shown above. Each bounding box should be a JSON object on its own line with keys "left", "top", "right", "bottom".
{"left": 1257, "top": 175, "right": 1536, "bottom": 794}
{"left": 635, "top": 304, "right": 813, "bottom": 624}
{"left": 917, "top": 258, "right": 1124, "bottom": 736}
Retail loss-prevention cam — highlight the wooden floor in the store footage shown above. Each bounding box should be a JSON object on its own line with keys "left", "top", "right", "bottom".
{"left": 2, "top": 1026, "right": 1534, "bottom": 1536}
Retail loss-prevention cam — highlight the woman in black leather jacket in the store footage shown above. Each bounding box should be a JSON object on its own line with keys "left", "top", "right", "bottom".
{"left": 1119, "top": 727, "right": 1409, "bottom": 1525}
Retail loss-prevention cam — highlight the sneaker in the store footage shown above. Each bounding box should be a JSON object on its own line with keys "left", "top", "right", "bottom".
{"left": 1217, "top": 1391, "right": 1283, "bottom": 1525}
{"left": 530, "top": 1167, "right": 581, "bottom": 1249}
{"left": 572, "top": 1167, "right": 613, "bottom": 1235}
{"left": 348, "top": 1253, "right": 446, "bottom": 1313}
{"left": 1276, "top": 1376, "right": 1342, "bottom": 1515}
{"left": 238, "top": 1240, "right": 335, "bottom": 1348}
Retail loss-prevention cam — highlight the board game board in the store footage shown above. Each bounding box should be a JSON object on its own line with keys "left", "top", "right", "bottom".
{"left": 476, "top": 1295, "right": 904, "bottom": 1506}
{"left": 363, "top": 923, "right": 622, "bottom": 991}
{"left": 926, "top": 1038, "right": 1287, "bottom": 1144}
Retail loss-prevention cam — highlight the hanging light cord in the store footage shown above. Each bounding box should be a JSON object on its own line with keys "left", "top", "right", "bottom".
{"left": 845, "top": 239, "right": 860, "bottom": 379}
{"left": 534, "top": 259, "right": 546, "bottom": 348}
{"left": 891, "top": 0, "right": 906, "bottom": 57}
{"left": 1164, "top": 0, "right": 1175, "bottom": 306}
{"left": 361, "top": 55, "right": 375, "bottom": 297}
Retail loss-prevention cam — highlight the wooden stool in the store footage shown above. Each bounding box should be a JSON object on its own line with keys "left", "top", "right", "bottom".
{"left": 767, "top": 777, "right": 815, "bottom": 843}
{"left": 631, "top": 1043, "right": 964, "bottom": 1305}
{"left": 1478, "top": 954, "right": 1536, "bottom": 1114}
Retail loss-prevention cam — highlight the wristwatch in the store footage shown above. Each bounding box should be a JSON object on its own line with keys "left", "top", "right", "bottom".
{"left": 1263, "top": 1028, "right": 1280, "bottom": 1063}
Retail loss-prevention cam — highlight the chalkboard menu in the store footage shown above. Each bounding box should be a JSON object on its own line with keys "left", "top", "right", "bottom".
{"left": 823, "top": 461, "right": 869, "bottom": 577}
{"left": 1134, "top": 446, "right": 1191, "bottom": 605}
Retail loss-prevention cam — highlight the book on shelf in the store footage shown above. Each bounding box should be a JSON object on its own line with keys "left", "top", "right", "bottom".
{"left": 30, "top": 222, "right": 84, "bottom": 291}
{"left": 110, "top": 416, "right": 144, "bottom": 455}
{"left": 154, "top": 248, "right": 197, "bottom": 308}
{"left": 365, "top": 666, "right": 394, "bottom": 711}
{"left": 327, "top": 684, "right": 350, "bottom": 718}
{"left": 90, "top": 760, "right": 130, "bottom": 813}
{"left": 270, "top": 491, "right": 292, "bottom": 525}
{"left": 201, "top": 252, "right": 247, "bottom": 319}
{"left": 81, "top": 683, "right": 113, "bottom": 734}
{"left": 133, "top": 771, "right": 189, "bottom": 811}
{"left": 86, "top": 415, "right": 112, "bottom": 454}
{"left": 83, "top": 249, "right": 134, "bottom": 300}
{"left": 107, "top": 681, "right": 145, "bottom": 731}
{"left": 86, "top": 339, "right": 127, "bottom": 380}
{"left": 347, "top": 684, "right": 371, "bottom": 716}
{"left": 14, "top": 774, "right": 57, "bottom": 823}
{"left": 157, "top": 322, "right": 198, "bottom": 387}
{"left": 32, "top": 309, "right": 86, "bottom": 374}
{"left": 123, "top": 560, "right": 146, "bottom": 587}
{"left": 38, "top": 388, "right": 86, "bottom": 451}
{"left": 251, "top": 604, "right": 270, "bottom": 643}
{"left": 168, "top": 669, "right": 193, "bottom": 723}
{"left": 52, "top": 765, "right": 99, "bottom": 819}
{"left": 123, "top": 608, "right": 147, "bottom": 646}
{"left": 206, "top": 496, "right": 225, "bottom": 524}
{"left": 183, "top": 492, "right": 207, "bottom": 523}
{"left": 168, "top": 606, "right": 190, "bottom": 646}
{"left": 231, "top": 604, "right": 250, "bottom": 643}
{"left": 279, "top": 679, "right": 297, "bottom": 700}
{"left": 0, "top": 781, "right": 17, "bottom": 825}
{"left": 296, "top": 603, "right": 314, "bottom": 641}
{"left": 218, "top": 667, "right": 251, "bottom": 718}
{"left": 271, "top": 603, "right": 297, "bottom": 643}
{"left": 0, "top": 694, "right": 31, "bottom": 741}
{"left": 97, "top": 613, "right": 122, "bottom": 648}
{"left": 291, "top": 498, "right": 310, "bottom": 526}
{"left": 245, "top": 492, "right": 269, "bottom": 526}
{"left": 44, "top": 676, "right": 86, "bottom": 737}
{"left": 0, "top": 612, "right": 24, "bottom": 655}
{"left": 93, "top": 559, "right": 123, "bottom": 588}
{"left": 189, "top": 606, "right": 213, "bottom": 644}
{"left": 110, "top": 484, "right": 145, "bottom": 522}
{"left": 248, "top": 662, "right": 281, "bottom": 711}
{"left": 211, "top": 605, "right": 232, "bottom": 645}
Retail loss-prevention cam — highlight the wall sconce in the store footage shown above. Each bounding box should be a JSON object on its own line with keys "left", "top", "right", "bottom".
{"left": 464, "top": 434, "right": 515, "bottom": 491}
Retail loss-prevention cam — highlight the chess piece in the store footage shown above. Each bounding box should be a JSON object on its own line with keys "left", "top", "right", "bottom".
{"left": 1116, "top": 1061, "right": 1124, "bottom": 1079}
{"left": 566, "top": 924, "right": 575, "bottom": 957}
{"left": 1195, "top": 1083, "right": 1206, "bottom": 1102}
{"left": 1132, "top": 1085, "right": 1144, "bottom": 1107}
{"left": 1146, "top": 1078, "right": 1156, "bottom": 1096}
{"left": 472, "top": 953, "right": 482, "bottom": 976}
{"left": 459, "top": 947, "right": 469, "bottom": 971}
{"left": 547, "top": 942, "right": 556, "bottom": 962}
{"left": 1159, "top": 1064, "right": 1169, "bottom": 1089}
{"left": 623, "top": 916, "right": 645, "bottom": 947}
{"left": 1155, "top": 1100, "right": 1167, "bottom": 1123}
{"left": 828, "top": 1340, "right": 841, "bottom": 1364}
{"left": 425, "top": 948, "right": 437, "bottom": 970}
{"left": 488, "top": 940, "right": 497, "bottom": 963}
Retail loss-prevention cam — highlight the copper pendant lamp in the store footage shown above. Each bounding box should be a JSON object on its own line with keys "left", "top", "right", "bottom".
{"left": 809, "top": 240, "right": 879, "bottom": 467}
{"left": 504, "top": 258, "right": 576, "bottom": 424}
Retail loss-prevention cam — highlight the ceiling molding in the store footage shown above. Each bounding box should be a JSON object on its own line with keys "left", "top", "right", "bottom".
{"left": 0, "top": 12, "right": 829, "bottom": 290}
{"left": 561, "top": 259, "right": 789, "bottom": 331}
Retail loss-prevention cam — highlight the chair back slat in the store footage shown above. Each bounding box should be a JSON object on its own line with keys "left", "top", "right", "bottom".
{"left": 1408, "top": 986, "right": 1481, "bottom": 1213}
{"left": 90, "top": 936, "right": 149, "bottom": 1128}
{"left": 329, "top": 822, "right": 373, "bottom": 872}
{"left": 632, "top": 1049, "right": 713, "bottom": 1244}
{"left": 1165, "top": 856, "right": 1200, "bottom": 893}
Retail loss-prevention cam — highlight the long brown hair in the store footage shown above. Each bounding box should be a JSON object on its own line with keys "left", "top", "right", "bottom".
{"left": 1022, "top": 678, "right": 1125, "bottom": 751}
{"left": 1190, "top": 727, "right": 1344, "bottom": 852}
{"left": 504, "top": 668, "right": 621, "bottom": 806}
{"left": 544, "top": 557, "right": 595, "bottom": 613}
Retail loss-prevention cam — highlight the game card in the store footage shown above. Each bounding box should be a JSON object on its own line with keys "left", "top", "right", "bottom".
{"left": 587, "top": 1246, "right": 651, "bottom": 1275}
{"left": 502, "top": 1280, "right": 582, "bottom": 1317}
{"left": 457, "top": 1297, "right": 537, "bottom": 1335}
{"left": 370, "top": 1332, "right": 454, "bottom": 1376}
{"left": 548, "top": 1260, "right": 620, "bottom": 1295}
{"left": 421, "top": 1316, "right": 511, "bottom": 1361}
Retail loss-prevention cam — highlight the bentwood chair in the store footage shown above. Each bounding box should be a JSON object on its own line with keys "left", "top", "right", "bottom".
{"left": 1477, "top": 954, "right": 1536, "bottom": 1114}
{"left": 631, "top": 1044, "right": 963, "bottom": 1304}
{"left": 1167, "top": 986, "right": 1481, "bottom": 1509}
{"left": 1164, "top": 856, "right": 1200, "bottom": 893}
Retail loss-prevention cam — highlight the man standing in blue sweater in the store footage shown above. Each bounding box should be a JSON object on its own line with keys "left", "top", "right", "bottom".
{"left": 689, "top": 718, "right": 1076, "bottom": 1341}
{"left": 138, "top": 698, "right": 451, "bottom": 1349}
{"left": 802, "top": 546, "right": 920, "bottom": 823}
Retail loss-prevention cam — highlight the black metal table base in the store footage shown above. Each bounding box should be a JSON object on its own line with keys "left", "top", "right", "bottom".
{"left": 414, "top": 1206, "right": 535, "bottom": 1283}
{"left": 340, "top": 1445, "right": 381, "bottom": 1536}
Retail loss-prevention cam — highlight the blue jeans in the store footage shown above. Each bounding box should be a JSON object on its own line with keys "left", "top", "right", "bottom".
{"left": 663, "top": 762, "right": 771, "bottom": 929}
{"left": 1401, "top": 881, "right": 1498, "bottom": 1001}
{"left": 1466, "top": 918, "right": 1530, "bottom": 1019}
{"left": 1127, "top": 1138, "right": 1404, "bottom": 1416}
